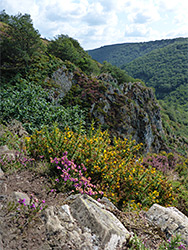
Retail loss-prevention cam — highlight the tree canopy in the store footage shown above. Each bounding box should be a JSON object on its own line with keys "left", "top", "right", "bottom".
{"left": 0, "top": 11, "right": 42, "bottom": 71}
{"left": 47, "top": 34, "right": 100, "bottom": 74}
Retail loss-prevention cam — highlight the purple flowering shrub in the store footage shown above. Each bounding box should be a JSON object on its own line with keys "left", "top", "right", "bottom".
{"left": 5, "top": 194, "right": 47, "bottom": 232}
{"left": 50, "top": 152, "right": 103, "bottom": 198}
{"left": 159, "top": 234, "right": 186, "bottom": 250}
{"left": 0, "top": 150, "right": 35, "bottom": 172}
{"left": 142, "top": 152, "right": 178, "bottom": 174}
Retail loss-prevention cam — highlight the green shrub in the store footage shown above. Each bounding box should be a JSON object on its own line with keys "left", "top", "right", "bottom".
{"left": 0, "top": 81, "right": 85, "bottom": 133}
{"left": 26, "top": 124, "right": 175, "bottom": 210}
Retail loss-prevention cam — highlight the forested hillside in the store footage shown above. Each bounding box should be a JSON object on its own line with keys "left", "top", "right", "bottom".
{"left": 123, "top": 40, "right": 188, "bottom": 142}
{"left": 88, "top": 38, "right": 188, "bottom": 148}
{"left": 87, "top": 38, "right": 187, "bottom": 67}
{"left": 123, "top": 40, "right": 188, "bottom": 99}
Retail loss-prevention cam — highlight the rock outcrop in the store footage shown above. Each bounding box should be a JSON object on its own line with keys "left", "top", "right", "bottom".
{"left": 49, "top": 68, "right": 166, "bottom": 153}
{"left": 45, "top": 66, "right": 73, "bottom": 102}
{"left": 94, "top": 76, "right": 165, "bottom": 153}
{"left": 146, "top": 203, "right": 188, "bottom": 245}
{"left": 44, "top": 194, "right": 130, "bottom": 250}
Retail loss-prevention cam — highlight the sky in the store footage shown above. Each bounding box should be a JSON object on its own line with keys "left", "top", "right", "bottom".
{"left": 0, "top": 0, "right": 188, "bottom": 50}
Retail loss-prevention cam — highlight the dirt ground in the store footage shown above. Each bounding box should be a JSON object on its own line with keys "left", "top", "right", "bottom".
{"left": 0, "top": 165, "right": 168, "bottom": 250}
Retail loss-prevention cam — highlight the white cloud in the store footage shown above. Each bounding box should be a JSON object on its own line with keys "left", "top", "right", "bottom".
{"left": 0, "top": 0, "right": 188, "bottom": 49}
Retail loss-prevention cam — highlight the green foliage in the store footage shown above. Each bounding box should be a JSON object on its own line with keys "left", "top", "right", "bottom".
{"left": 0, "top": 124, "right": 21, "bottom": 150}
{"left": 123, "top": 40, "right": 188, "bottom": 100}
{"left": 126, "top": 234, "right": 186, "bottom": 250}
{"left": 0, "top": 10, "right": 9, "bottom": 23}
{"left": 158, "top": 234, "right": 186, "bottom": 250}
{"left": 47, "top": 35, "right": 79, "bottom": 62}
{"left": 100, "top": 61, "right": 135, "bottom": 84}
{"left": 0, "top": 81, "right": 85, "bottom": 133}
{"left": 47, "top": 34, "right": 100, "bottom": 74}
{"left": 88, "top": 38, "right": 185, "bottom": 67}
{"left": 26, "top": 124, "right": 175, "bottom": 210}
{"left": 0, "top": 11, "right": 42, "bottom": 72}
{"left": 25, "top": 54, "right": 65, "bottom": 84}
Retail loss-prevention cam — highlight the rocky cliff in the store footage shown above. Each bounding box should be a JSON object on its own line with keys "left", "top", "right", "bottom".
{"left": 49, "top": 66, "right": 166, "bottom": 153}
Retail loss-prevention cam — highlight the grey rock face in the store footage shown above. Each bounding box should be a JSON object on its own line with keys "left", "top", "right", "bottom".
{"left": 92, "top": 74, "right": 165, "bottom": 153}
{"left": 44, "top": 194, "right": 130, "bottom": 250}
{"left": 0, "top": 168, "right": 4, "bottom": 178}
{"left": 46, "top": 66, "right": 73, "bottom": 103}
{"left": 0, "top": 145, "right": 16, "bottom": 161}
{"left": 146, "top": 204, "right": 188, "bottom": 246}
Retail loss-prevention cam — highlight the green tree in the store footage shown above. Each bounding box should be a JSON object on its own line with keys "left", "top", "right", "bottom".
{"left": 47, "top": 34, "right": 100, "bottom": 75}
{"left": 47, "top": 34, "right": 79, "bottom": 62}
{"left": 0, "top": 10, "right": 9, "bottom": 23}
{"left": 0, "top": 11, "right": 42, "bottom": 70}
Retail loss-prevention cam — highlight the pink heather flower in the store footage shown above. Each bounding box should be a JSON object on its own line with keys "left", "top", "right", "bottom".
{"left": 42, "top": 200, "right": 45, "bottom": 203}
{"left": 57, "top": 166, "right": 61, "bottom": 170}
{"left": 30, "top": 203, "right": 36, "bottom": 208}
{"left": 55, "top": 178, "right": 59, "bottom": 182}
{"left": 178, "top": 244, "right": 186, "bottom": 250}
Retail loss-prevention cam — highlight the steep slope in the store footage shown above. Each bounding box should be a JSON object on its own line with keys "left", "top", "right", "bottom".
{"left": 1, "top": 11, "right": 187, "bottom": 153}
{"left": 57, "top": 70, "right": 166, "bottom": 153}
{"left": 122, "top": 40, "right": 188, "bottom": 143}
{"left": 87, "top": 38, "right": 187, "bottom": 67}
{"left": 123, "top": 40, "right": 188, "bottom": 99}
{"left": 88, "top": 38, "right": 188, "bottom": 152}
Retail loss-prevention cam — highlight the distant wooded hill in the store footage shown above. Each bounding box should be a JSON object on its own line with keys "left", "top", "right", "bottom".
{"left": 88, "top": 38, "right": 188, "bottom": 141}
{"left": 87, "top": 38, "right": 187, "bottom": 67}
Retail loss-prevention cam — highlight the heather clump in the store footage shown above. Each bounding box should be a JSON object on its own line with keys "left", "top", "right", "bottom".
{"left": 26, "top": 124, "right": 175, "bottom": 211}
{"left": 50, "top": 151, "right": 103, "bottom": 198}
{"left": 142, "top": 152, "right": 178, "bottom": 174}
{"left": 0, "top": 150, "right": 35, "bottom": 173}
{"left": 3, "top": 194, "right": 47, "bottom": 233}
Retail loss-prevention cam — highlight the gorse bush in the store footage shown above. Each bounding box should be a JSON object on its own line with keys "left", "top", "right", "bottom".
{"left": 26, "top": 124, "right": 175, "bottom": 210}
{"left": 0, "top": 81, "right": 85, "bottom": 133}
{"left": 142, "top": 151, "right": 188, "bottom": 215}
